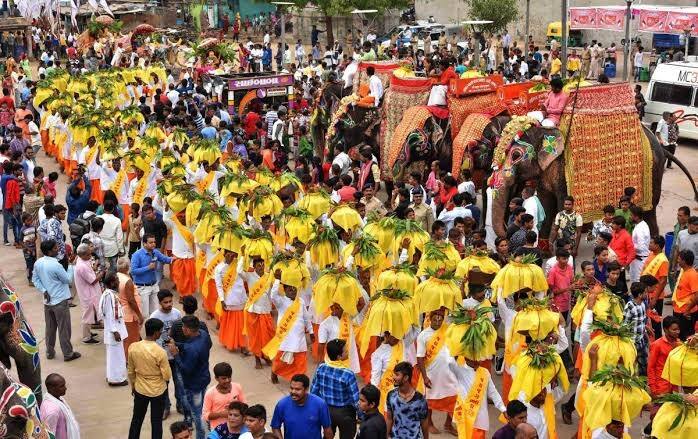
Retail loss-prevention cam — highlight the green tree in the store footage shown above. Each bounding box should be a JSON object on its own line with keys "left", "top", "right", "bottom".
{"left": 292, "top": 0, "right": 411, "bottom": 46}
{"left": 467, "top": 0, "right": 519, "bottom": 33}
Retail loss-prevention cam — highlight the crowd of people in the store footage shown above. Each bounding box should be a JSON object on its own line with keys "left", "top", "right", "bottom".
{"left": 0, "top": 15, "right": 696, "bottom": 439}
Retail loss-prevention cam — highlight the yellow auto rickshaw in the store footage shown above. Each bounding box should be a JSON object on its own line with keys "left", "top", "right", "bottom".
{"left": 547, "top": 21, "right": 583, "bottom": 48}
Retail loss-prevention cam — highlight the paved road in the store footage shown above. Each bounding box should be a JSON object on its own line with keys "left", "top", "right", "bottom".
{"left": 2, "top": 135, "right": 695, "bottom": 437}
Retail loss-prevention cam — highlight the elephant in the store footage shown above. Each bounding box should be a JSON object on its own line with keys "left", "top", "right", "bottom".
{"left": 391, "top": 115, "right": 452, "bottom": 182}
{"left": 310, "top": 81, "right": 354, "bottom": 158}
{"left": 489, "top": 120, "right": 698, "bottom": 240}
{"left": 0, "top": 276, "right": 42, "bottom": 406}
{"left": 0, "top": 365, "right": 52, "bottom": 439}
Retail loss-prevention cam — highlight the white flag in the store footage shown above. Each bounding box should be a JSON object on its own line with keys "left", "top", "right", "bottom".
{"left": 71, "top": 0, "right": 79, "bottom": 28}
{"left": 98, "top": 0, "right": 114, "bottom": 17}
{"left": 87, "top": 0, "right": 99, "bottom": 12}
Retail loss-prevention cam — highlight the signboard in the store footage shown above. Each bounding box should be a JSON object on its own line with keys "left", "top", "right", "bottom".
{"left": 569, "top": 7, "right": 625, "bottom": 31}
{"left": 266, "top": 87, "right": 289, "bottom": 97}
{"left": 449, "top": 75, "right": 503, "bottom": 97}
{"left": 228, "top": 74, "right": 294, "bottom": 91}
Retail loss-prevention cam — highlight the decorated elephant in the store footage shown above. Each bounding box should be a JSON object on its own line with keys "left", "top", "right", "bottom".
{"left": 391, "top": 114, "right": 452, "bottom": 182}
{"left": 310, "top": 81, "right": 354, "bottom": 158}
{"left": 0, "top": 365, "right": 53, "bottom": 439}
{"left": 0, "top": 277, "right": 42, "bottom": 405}
{"left": 326, "top": 103, "right": 383, "bottom": 160}
{"left": 488, "top": 117, "right": 698, "bottom": 239}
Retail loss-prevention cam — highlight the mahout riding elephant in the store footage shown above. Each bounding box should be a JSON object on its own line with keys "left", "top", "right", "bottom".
{"left": 489, "top": 121, "right": 698, "bottom": 239}
{"left": 310, "top": 81, "right": 354, "bottom": 157}
{"left": 0, "top": 276, "right": 42, "bottom": 405}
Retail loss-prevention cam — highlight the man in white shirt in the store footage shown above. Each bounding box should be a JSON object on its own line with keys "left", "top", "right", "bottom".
{"left": 437, "top": 193, "right": 472, "bottom": 232}
{"left": 331, "top": 145, "right": 352, "bottom": 175}
{"left": 367, "top": 66, "right": 384, "bottom": 106}
{"left": 166, "top": 83, "right": 180, "bottom": 107}
{"left": 655, "top": 111, "right": 670, "bottom": 146}
{"left": 633, "top": 46, "right": 644, "bottom": 82}
{"left": 317, "top": 302, "right": 360, "bottom": 373}
{"left": 629, "top": 205, "right": 650, "bottom": 282}
{"left": 264, "top": 32, "right": 271, "bottom": 46}
{"left": 98, "top": 200, "right": 124, "bottom": 271}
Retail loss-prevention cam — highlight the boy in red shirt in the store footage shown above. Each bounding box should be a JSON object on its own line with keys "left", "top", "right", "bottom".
{"left": 647, "top": 316, "right": 681, "bottom": 398}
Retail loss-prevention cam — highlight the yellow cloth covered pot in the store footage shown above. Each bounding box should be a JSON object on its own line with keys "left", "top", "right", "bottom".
{"left": 298, "top": 191, "right": 331, "bottom": 219}
{"left": 376, "top": 267, "right": 419, "bottom": 296}
{"left": 582, "top": 381, "right": 651, "bottom": 434}
{"left": 662, "top": 344, "right": 698, "bottom": 388}
{"left": 490, "top": 261, "right": 548, "bottom": 300}
{"left": 414, "top": 277, "right": 461, "bottom": 314}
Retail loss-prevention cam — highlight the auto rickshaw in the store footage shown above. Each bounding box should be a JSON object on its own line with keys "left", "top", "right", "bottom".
{"left": 546, "top": 21, "right": 583, "bottom": 48}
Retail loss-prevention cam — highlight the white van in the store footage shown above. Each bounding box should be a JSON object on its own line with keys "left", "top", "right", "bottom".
{"left": 644, "top": 60, "right": 698, "bottom": 140}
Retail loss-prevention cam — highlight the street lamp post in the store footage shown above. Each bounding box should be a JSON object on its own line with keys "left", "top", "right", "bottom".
{"left": 622, "top": 0, "right": 633, "bottom": 81}
{"left": 524, "top": 0, "right": 530, "bottom": 58}
{"left": 271, "top": 1, "right": 295, "bottom": 71}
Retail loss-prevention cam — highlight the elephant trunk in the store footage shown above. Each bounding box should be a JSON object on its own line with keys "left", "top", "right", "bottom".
{"left": 491, "top": 176, "right": 512, "bottom": 238}
{"left": 665, "top": 150, "right": 698, "bottom": 202}
{"left": 1, "top": 332, "right": 42, "bottom": 406}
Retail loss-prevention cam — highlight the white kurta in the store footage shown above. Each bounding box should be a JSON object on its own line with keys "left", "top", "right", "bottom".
{"left": 99, "top": 288, "right": 128, "bottom": 384}
{"left": 449, "top": 360, "right": 506, "bottom": 432}
{"left": 240, "top": 269, "right": 272, "bottom": 314}
{"left": 163, "top": 210, "right": 195, "bottom": 259}
{"left": 318, "top": 315, "right": 360, "bottom": 373}
{"left": 214, "top": 259, "right": 247, "bottom": 310}
{"left": 416, "top": 327, "right": 459, "bottom": 400}
{"left": 270, "top": 280, "right": 313, "bottom": 353}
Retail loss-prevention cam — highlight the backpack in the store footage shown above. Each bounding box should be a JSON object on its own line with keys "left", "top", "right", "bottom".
{"left": 69, "top": 212, "right": 94, "bottom": 241}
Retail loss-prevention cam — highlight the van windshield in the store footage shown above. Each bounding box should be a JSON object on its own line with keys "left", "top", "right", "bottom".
{"left": 651, "top": 82, "right": 693, "bottom": 106}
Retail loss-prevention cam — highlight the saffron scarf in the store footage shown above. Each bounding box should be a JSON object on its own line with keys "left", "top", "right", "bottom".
{"left": 452, "top": 366, "right": 488, "bottom": 439}
{"left": 378, "top": 342, "right": 404, "bottom": 414}
{"left": 215, "top": 261, "right": 240, "bottom": 317}
{"left": 262, "top": 298, "right": 302, "bottom": 359}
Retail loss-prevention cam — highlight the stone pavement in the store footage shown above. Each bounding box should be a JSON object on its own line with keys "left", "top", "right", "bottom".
{"left": 2, "top": 136, "right": 696, "bottom": 437}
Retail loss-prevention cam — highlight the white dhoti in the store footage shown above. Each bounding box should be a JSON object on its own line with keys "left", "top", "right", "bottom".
{"left": 99, "top": 289, "right": 129, "bottom": 384}
{"left": 106, "top": 341, "right": 127, "bottom": 383}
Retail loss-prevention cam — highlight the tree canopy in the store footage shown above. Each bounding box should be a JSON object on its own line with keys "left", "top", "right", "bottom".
{"left": 467, "top": 0, "right": 519, "bottom": 34}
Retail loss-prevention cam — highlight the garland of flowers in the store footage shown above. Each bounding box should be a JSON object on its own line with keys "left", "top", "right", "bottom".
{"left": 489, "top": 116, "right": 538, "bottom": 197}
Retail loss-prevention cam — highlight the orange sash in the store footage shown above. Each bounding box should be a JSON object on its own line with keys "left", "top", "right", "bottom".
{"left": 378, "top": 342, "right": 404, "bottom": 414}
{"left": 453, "top": 367, "right": 488, "bottom": 439}
{"left": 171, "top": 214, "right": 195, "bottom": 248}
{"left": 245, "top": 273, "right": 272, "bottom": 312}
{"left": 132, "top": 169, "right": 152, "bottom": 205}
{"left": 197, "top": 171, "right": 216, "bottom": 194}
{"left": 202, "top": 252, "right": 225, "bottom": 299}
{"left": 110, "top": 169, "right": 128, "bottom": 195}
{"left": 215, "top": 261, "right": 240, "bottom": 318}
{"left": 262, "top": 298, "right": 302, "bottom": 359}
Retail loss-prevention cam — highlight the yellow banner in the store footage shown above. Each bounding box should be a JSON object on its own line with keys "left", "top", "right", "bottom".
{"left": 453, "top": 366, "right": 488, "bottom": 439}
{"left": 262, "top": 298, "right": 302, "bottom": 360}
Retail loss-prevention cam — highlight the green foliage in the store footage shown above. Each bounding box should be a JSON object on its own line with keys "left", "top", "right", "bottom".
{"left": 466, "top": 0, "right": 519, "bottom": 33}
{"left": 654, "top": 393, "right": 698, "bottom": 431}
{"left": 524, "top": 341, "right": 558, "bottom": 369}
{"left": 590, "top": 365, "right": 649, "bottom": 391}
{"left": 370, "top": 288, "right": 412, "bottom": 301}
{"left": 293, "top": 0, "right": 411, "bottom": 17}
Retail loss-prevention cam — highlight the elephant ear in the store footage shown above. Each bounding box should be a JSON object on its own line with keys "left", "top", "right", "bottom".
{"left": 537, "top": 129, "right": 564, "bottom": 172}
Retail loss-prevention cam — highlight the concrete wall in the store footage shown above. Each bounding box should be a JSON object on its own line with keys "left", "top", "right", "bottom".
{"left": 415, "top": 0, "right": 697, "bottom": 48}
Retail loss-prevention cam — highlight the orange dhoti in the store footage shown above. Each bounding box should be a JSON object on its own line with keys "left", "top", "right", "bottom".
{"left": 171, "top": 258, "right": 197, "bottom": 297}
{"left": 245, "top": 312, "right": 275, "bottom": 358}
{"left": 359, "top": 336, "right": 378, "bottom": 383}
{"left": 204, "top": 279, "right": 219, "bottom": 319}
{"left": 503, "top": 370, "right": 513, "bottom": 405}
{"left": 311, "top": 323, "right": 321, "bottom": 361}
{"left": 471, "top": 428, "right": 486, "bottom": 439}
{"left": 272, "top": 351, "right": 307, "bottom": 381}
{"left": 89, "top": 179, "right": 103, "bottom": 203}
{"left": 41, "top": 130, "right": 49, "bottom": 150}
{"left": 427, "top": 395, "right": 457, "bottom": 414}
{"left": 120, "top": 204, "right": 130, "bottom": 232}
{"left": 123, "top": 320, "right": 141, "bottom": 360}
{"left": 219, "top": 309, "right": 246, "bottom": 350}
